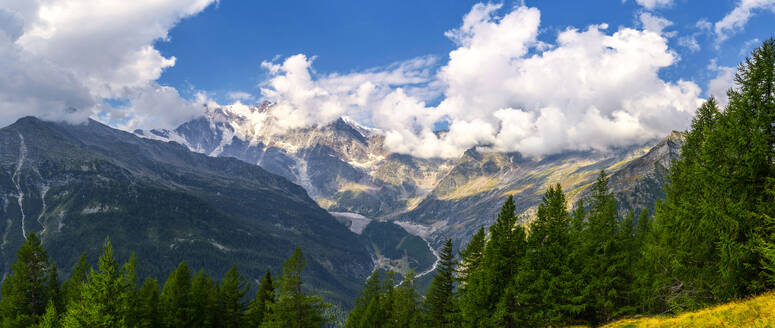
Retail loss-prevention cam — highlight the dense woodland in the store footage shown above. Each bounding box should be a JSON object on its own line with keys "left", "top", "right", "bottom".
{"left": 0, "top": 39, "right": 773, "bottom": 328}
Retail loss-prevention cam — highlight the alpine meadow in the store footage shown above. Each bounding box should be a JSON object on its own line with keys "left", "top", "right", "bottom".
{"left": 0, "top": 1, "right": 774, "bottom": 327}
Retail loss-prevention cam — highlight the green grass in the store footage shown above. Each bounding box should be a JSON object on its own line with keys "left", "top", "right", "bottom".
{"left": 599, "top": 292, "right": 775, "bottom": 328}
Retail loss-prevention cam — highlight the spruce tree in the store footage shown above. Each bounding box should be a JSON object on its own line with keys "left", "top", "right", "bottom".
{"left": 0, "top": 233, "right": 59, "bottom": 327}
{"left": 261, "top": 248, "right": 329, "bottom": 328}
{"left": 219, "top": 265, "right": 249, "bottom": 328}
{"left": 578, "top": 171, "right": 626, "bottom": 323}
{"left": 61, "top": 238, "right": 131, "bottom": 327}
{"left": 189, "top": 270, "right": 217, "bottom": 328}
{"left": 520, "top": 184, "right": 578, "bottom": 326}
{"left": 247, "top": 270, "right": 275, "bottom": 327}
{"left": 483, "top": 196, "right": 527, "bottom": 328}
{"left": 347, "top": 271, "right": 382, "bottom": 328}
{"left": 647, "top": 39, "right": 775, "bottom": 312}
{"left": 390, "top": 270, "right": 422, "bottom": 328}
{"left": 37, "top": 300, "right": 59, "bottom": 328}
{"left": 457, "top": 227, "right": 485, "bottom": 283}
{"left": 120, "top": 253, "right": 138, "bottom": 328}
{"left": 61, "top": 253, "right": 89, "bottom": 308}
{"left": 424, "top": 239, "right": 458, "bottom": 328}
{"left": 159, "top": 261, "right": 192, "bottom": 328}
{"left": 136, "top": 278, "right": 160, "bottom": 328}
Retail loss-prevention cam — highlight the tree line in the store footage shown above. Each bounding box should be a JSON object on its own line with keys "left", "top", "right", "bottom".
{"left": 0, "top": 235, "right": 329, "bottom": 328}
{"left": 345, "top": 38, "right": 775, "bottom": 327}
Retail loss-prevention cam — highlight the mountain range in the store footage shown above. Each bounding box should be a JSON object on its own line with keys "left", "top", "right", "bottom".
{"left": 138, "top": 103, "right": 685, "bottom": 251}
{"left": 0, "top": 103, "right": 684, "bottom": 307}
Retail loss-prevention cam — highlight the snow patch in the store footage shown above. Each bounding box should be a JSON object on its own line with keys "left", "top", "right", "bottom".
{"left": 393, "top": 220, "right": 447, "bottom": 239}
{"left": 13, "top": 133, "right": 27, "bottom": 240}
{"left": 37, "top": 185, "right": 49, "bottom": 233}
{"left": 330, "top": 212, "right": 372, "bottom": 234}
{"left": 209, "top": 239, "right": 231, "bottom": 252}
{"left": 293, "top": 156, "right": 317, "bottom": 196}
{"left": 81, "top": 204, "right": 119, "bottom": 215}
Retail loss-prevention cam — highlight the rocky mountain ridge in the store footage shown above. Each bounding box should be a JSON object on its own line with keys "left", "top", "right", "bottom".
{"left": 137, "top": 103, "right": 686, "bottom": 251}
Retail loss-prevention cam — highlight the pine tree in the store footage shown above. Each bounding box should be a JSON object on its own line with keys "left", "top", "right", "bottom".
{"left": 519, "top": 184, "right": 578, "bottom": 326}
{"left": 456, "top": 227, "right": 488, "bottom": 328}
{"left": 578, "top": 171, "right": 626, "bottom": 324}
{"left": 457, "top": 227, "right": 485, "bottom": 283}
{"left": 159, "top": 261, "right": 192, "bottom": 328}
{"left": 483, "top": 196, "right": 527, "bottom": 328}
{"left": 37, "top": 300, "right": 59, "bottom": 328}
{"left": 247, "top": 270, "right": 275, "bottom": 327}
{"left": 390, "top": 270, "right": 422, "bottom": 328}
{"left": 120, "top": 253, "right": 138, "bottom": 328}
{"left": 188, "top": 270, "right": 217, "bottom": 328}
{"left": 613, "top": 211, "right": 638, "bottom": 317}
{"left": 61, "top": 238, "right": 131, "bottom": 327}
{"left": 219, "top": 265, "right": 249, "bottom": 328}
{"left": 61, "top": 253, "right": 89, "bottom": 309}
{"left": 424, "top": 239, "right": 457, "bottom": 328}
{"left": 646, "top": 98, "right": 723, "bottom": 312}
{"left": 645, "top": 39, "right": 775, "bottom": 312}
{"left": 261, "top": 248, "right": 329, "bottom": 328}
{"left": 0, "top": 233, "right": 59, "bottom": 327}
{"left": 136, "top": 278, "right": 160, "bottom": 328}
{"left": 347, "top": 271, "right": 383, "bottom": 328}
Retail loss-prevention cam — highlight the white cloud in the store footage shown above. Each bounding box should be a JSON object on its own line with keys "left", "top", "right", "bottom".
{"left": 635, "top": 0, "right": 674, "bottom": 10}
{"left": 707, "top": 59, "right": 736, "bottom": 106}
{"left": 714, "top": 0, "right": 775, "bottom": 44}
{"left": 696, "top": 18, "right": 713, "bottom": 31}
{"left": 637, "top": 12, "right": 676, "bottom": 37}
{"left": 258, "top": 54, "right": 439, "bottom": 132}
{"left": 228, "top": 91, "right": 254, "bottom": 101}
{"left": 0, "top": 0, "right": 216, "bottom": 128}
{"left": 257, "top": 4, "right": 702, "bottom": 158}
{"left": 740, "top": 37, "right": 762, "bottom": 55}
{"left": 678, "top": 35, "right": 701, "bottom": 52}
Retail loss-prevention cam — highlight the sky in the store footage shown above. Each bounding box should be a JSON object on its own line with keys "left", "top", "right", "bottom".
{"left": 1, "top": 0, "right": 774, "bottom": 158}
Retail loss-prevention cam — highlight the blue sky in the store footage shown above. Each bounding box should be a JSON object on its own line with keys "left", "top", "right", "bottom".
{"left": 153, "top": 0, "right": 773, "bottom": 104}
{"left": 1, "top": 0, "right": 774, "bottom": 157}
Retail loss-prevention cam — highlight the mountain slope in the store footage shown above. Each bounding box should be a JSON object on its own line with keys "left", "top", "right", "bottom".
{"left": 136, "top": 104, "right": 454, "bottom": 218}
{"left": 0, "top": 117, "right": 372, "bottom": 305}
{"left": 397, "top": 143, "right": 655, "bottom": 248}
{"left": 602, "top": 131, "right": 685, "bottom": 216}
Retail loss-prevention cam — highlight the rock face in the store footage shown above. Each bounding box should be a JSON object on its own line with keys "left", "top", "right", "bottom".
{"left": 396, "top": 144, "right": 656, "bottom": 249}
{"left": 0, "top": 117, "right": 372, "bottom": 306}
{"left": 603, "top": 131, "right": 686, "bottom": 216}
{"left": 139, "top": 103, "right": 685, "bottom": 252}
{"left": 136, "top": 103, "right": 456, "bottom": 218}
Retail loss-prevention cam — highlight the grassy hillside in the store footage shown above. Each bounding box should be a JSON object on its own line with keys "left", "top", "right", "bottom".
{"left": 601, "top": 292, "right": 775, "bottom": 328}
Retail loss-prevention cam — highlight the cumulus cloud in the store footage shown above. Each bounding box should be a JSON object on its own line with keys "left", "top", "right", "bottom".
{"left": 714, "top": 0, "right": 775, "bottom": 44}
{"left": 707, "top": 60, "right": 736, "bottom": 106}
{"left": 258, "top": 54, "right": 439, "bottom": 131}
{"left": 0, "top": 0, "right": 216, "bottom": 128}
{"left": 635, "top": 0, "right": 674, "bottom": 10}
{"left": 257, "top": 4, "right": 702, "bottom": 158}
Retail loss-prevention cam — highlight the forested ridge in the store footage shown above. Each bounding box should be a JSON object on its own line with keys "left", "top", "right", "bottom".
{"left": 0, "top": 39, "right": 772, "bottom": 328}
